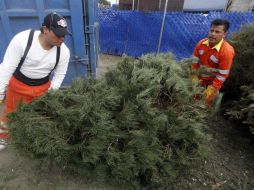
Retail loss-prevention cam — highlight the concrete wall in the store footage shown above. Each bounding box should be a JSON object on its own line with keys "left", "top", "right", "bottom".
{"left": 119, "top": 0, "right": 253, "bottom": 12}
{"left": 227, "top": 0, "right": 253, "bottom": 11}
{"left": 119, "top": 0, "right": 184, "bottom": 11}
{"left": 183, "top": 0, "right": 227, "bottom": 12}
{"left": 119, "top": 0, "right": 133, "bottom": 10}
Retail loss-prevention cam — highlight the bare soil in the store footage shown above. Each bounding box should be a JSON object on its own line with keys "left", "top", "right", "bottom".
{"left": 181, "top": 114, "right": 254, "bottom": 190}
{"left": 1, "top": 54, "right": 254, "bottom": 190}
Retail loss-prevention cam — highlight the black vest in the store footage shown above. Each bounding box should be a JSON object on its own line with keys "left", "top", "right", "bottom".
{"left": 13, "top": 29, "right": 61, "bottom": 86}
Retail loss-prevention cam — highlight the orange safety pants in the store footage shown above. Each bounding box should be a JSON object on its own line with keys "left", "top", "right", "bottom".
{"left": 0, "top": 76, "right": 50, "bottom": 139}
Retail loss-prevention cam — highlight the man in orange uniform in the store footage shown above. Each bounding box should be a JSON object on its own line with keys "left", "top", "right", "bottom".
{"left": 192, "top": 19, "right": 235, "bottom": 106}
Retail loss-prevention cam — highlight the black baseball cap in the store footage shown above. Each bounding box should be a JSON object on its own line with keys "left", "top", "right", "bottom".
{"left": 42, "top": 12, "right": 72, "bottom": 37}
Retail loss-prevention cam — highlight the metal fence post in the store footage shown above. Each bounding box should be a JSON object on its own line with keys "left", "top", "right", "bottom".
{"left": 157, "top": 0, "right": 168, "bottom": 54}
{"left": 84, "top": 0, "right": 99, "bottom": 76}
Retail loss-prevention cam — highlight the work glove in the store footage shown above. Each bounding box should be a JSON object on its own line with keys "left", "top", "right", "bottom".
{"left": 203, "top": 85, "right": 217, "bottom": 106}
{"left": 191, "top": 75, "right": 199, "bottom": 84}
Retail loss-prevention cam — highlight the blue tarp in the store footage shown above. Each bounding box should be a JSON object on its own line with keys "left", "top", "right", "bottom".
{"left": 98, "top": 10, "right": 254, "bottom": 60}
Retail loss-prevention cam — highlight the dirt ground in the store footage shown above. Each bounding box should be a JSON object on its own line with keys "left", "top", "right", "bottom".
{"left": 0, "top": 54, "right": 254, "bottom": 190}
{"left": 184, "top": 115, "right": 254, "bottom": 190}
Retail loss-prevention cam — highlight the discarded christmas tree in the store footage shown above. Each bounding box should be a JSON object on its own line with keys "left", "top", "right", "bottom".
{"left": 8, "top": 53, "right": 208, "bottom": 189}
{"left": 225, "top": 86, "right": 254, "bottom": 133}
{"left": 222, "top": 25, "right": 254, "bottom": 133}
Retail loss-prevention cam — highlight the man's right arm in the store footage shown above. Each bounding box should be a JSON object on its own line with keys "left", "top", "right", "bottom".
{"left": 192, "top": 41, "right": 202, "bottom": 71}
{"left": 0, "top": 34, "right": 23, "bottom": 101}
{"left": 191, "top": 41, "right": 202, "bottom": 83}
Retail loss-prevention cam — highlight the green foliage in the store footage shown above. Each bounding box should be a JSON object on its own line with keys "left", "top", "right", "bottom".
{"left": 222, "top": 25, "right": 254, "bottom": 133}
{"left": 222, "top": 25, "right": 254, "bottom": 100}
{"left": 8, "top": 53, "right": 208, "bottom": 189}
{"left": 225, "top": 86, "right": 254, "bottom": 133}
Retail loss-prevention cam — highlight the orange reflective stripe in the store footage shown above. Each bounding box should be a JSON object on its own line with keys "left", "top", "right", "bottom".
{"left": 192, "top": 55, "right": 199, "bottom": 63}
{"left": 216, "top": 75, "right": 226, "bottom": 82}
{"left": 206, "top": 68, "right": 230, "bottom": 75}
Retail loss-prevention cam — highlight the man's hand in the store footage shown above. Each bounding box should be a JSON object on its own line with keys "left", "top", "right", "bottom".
{"left": 203, "top": 85, "right": 217, "bottom": 106}
{"left": 0, "top": 100, "right": 3, "bottom": 105}
{"left": 191, "top": 75, "right": 199, "bottom": 84}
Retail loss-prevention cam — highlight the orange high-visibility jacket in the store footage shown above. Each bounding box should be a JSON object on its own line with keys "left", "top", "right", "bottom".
{"left": 192, "top": 38, "right": 235, "bottom": 90}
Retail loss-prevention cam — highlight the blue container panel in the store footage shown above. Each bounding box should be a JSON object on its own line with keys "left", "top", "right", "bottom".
{"left": 44, "top": 0, "right": 70, "bottom": 10}
{"left": 5, "top": 0, "right": 37, "bottom": 9}
{"left": 9, "top": 17, "right": 39, "bottom": 34}
{"left": 0, "top": 18, "right": 7, "bottom": 61}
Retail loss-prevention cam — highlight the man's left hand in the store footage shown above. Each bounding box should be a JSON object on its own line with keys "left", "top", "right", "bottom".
{"left": 203, "top": 85, "right": 218, "bottom": 106}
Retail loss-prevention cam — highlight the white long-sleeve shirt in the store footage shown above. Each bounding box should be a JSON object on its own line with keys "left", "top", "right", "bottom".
{"left": 0, "top": 30, "right": 70, "bottom": 100}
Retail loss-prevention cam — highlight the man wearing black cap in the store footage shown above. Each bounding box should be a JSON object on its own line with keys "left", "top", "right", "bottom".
{"left": 0, "top": 12, "right": 71, "bottom": 150}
